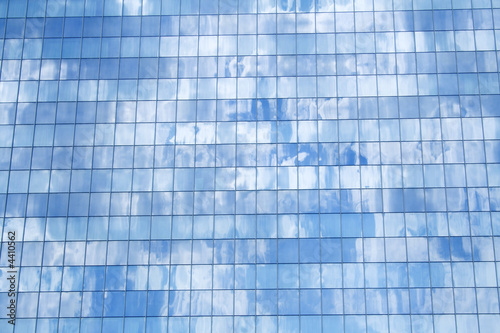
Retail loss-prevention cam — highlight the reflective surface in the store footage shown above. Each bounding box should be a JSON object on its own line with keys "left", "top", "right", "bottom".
{"left": 0, "top": 0, "right": 500, "bottom": 332}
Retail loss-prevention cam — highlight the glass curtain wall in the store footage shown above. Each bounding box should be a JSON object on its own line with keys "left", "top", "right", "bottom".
{"left": 0, "top": 0, "right": 500, "bottom": 332}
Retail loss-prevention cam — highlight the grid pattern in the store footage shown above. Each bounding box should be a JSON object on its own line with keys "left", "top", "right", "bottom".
{"left": 0, "top": 0, "right": 500, "bottom": 332}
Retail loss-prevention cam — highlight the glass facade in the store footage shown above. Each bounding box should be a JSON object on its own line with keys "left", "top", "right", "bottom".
{"left": 1, "top": 0, "right": 500, "bottom": 332}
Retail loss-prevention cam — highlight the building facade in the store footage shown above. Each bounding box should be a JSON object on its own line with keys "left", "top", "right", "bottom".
{"left": 1, "top": 0, "right": 500, "bottom": 332}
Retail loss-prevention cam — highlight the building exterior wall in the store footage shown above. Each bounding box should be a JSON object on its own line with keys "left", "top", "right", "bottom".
{"left": 1, "top": 0, "right": 500, "bottom": 332}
